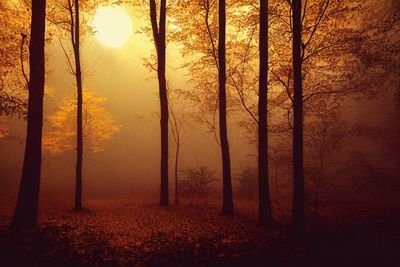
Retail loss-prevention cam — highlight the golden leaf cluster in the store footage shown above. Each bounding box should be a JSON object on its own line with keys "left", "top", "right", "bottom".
{"left": 43, "top": 90, "right": 121, "bottom": 153}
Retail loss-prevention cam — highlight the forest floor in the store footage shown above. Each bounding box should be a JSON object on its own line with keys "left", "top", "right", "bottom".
{"left": 0, "top": 195, "right": 399, "bottom": 267}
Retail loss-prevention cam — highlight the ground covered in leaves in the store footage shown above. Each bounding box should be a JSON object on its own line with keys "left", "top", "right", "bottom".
{"left": 0, "top": 195, "right": 399, "bottom": 267}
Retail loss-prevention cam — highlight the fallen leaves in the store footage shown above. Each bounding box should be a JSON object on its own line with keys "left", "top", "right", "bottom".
{"left": 0, "top": 196, "right": 287, "bottom": 266}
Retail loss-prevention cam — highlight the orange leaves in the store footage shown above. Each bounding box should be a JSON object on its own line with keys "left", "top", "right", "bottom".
{"left": 0, "top": 1, "right": 30, "bottom": 117}
{"left": 0, "top": 196, "right": 287, "bottom": 266}
{"left": 43, "top": 90, "right": 121, "bottom": 154}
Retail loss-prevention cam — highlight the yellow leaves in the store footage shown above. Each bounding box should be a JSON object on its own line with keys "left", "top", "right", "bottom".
{"left": 43, "top": 90, "right": 121, "bottom": 154}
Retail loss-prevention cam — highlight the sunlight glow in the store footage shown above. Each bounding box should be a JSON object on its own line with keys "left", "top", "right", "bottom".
{"left": 92, "top": 6, "right": 132, "bottom": 48}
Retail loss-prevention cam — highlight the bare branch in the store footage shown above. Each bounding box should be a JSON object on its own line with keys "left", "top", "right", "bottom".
{"left": 58, "top": 38, "right": 76, "bottom": 75}
{"left": 20, "top": 34, "right": 29, "bottom": 88}
{"left": 270, "top": 68, "right": 293, "bottom": 103}
{"left": 302, "top": 0, "right": 330, "bottom": 57}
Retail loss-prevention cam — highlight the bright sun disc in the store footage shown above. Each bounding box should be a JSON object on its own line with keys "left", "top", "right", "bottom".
{"left": 93, "top": 6, "right": 132, "bottom": 48}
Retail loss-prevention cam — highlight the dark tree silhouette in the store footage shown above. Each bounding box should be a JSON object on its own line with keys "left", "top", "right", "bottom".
{"left": 150, "top": 0, "right": 169, "bottom": 206}
{"left": 11, "top": 0, "right": 46, "bottom": 229}
{"left": 258, "top": 0, "right": 274, "bottom": 226}
{"left": 292, "top": 0, "right": 305, "bottom": 232}
{"left": 218, "top": 0, "right": 234, "bottom": 216}
{"left": 73, "top": 0, "right": 84, "bottom": 211}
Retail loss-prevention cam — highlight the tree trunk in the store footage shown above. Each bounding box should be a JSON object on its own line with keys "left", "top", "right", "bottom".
{"left": 218, "top": 0, "right": 234, "bottom": 216}
{"left": 11, "top": 0, "right": 46, "bottom": 229}
{"left": 292, "top": 0, "right": 306, "bottom": 232}
{"left": 150, "top": 0, "right": 169, "bottom": 206}
{"left": 258, "top": 0, "right": 274, "bottom": 226}
{"left": 313, "top": 149, "right": 324, "bottom": 220}
{"left": 174, "top": 139, "right": 179, "bottom": 205}
{"left": 74, "top": 0, "right": 83, "bottom": 210}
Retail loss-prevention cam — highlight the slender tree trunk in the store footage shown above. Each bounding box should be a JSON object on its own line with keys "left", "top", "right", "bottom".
{"left": 258, "top": 0, "right": 274, "bottom": 226}
{"left": 150, "top": 0, "right": 169, "bottom": 206}
{"left": 313, "top": 149, "right": 324, "bottom": 220}
{"left": 11, "top": 0, "right": 46, "bottom": 229}
{"left": 73, "top": 0, "right": 83, "bottom": 210}
{"left": 218, "top": 0, "right": 234, "bottom": 216}
{"left": 292, "top": 0, "right": 305, "bottom": 232}
{"left": 158, "top": 0, "right": 169, "bottom": 207}
{"left": 174, "top": 139, "right": 179, "bottom": 205}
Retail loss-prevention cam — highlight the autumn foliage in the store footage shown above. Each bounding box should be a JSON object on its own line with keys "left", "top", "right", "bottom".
{"left": 43, "top": 90, "right": 120, "bottom": 154}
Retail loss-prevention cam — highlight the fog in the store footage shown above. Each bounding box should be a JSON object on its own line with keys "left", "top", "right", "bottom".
{"left": 1, "top": 37, "right": 398, "bottom": 199}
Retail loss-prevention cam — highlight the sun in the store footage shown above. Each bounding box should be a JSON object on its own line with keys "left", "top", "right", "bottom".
{"left": 92, "top": 6, "right": 132, "bottom": 48}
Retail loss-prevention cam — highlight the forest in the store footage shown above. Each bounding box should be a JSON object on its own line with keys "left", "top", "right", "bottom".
{"left": 0, "top": 0, "right": 399, "bottom": 266}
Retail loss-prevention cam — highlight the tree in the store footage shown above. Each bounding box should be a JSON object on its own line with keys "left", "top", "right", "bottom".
{"left": 73, "top": 0, "right": 84, "bottom": 210}
{"left": 265, "top": 0, "right": 389, "bottom": 231}
{"left": 64, "top": 0, "right": 85, "bottom": 210}
{"left": 180, "top": 166, "right": 216, "bottom": 200}
{"left": 11, "top": 0, "right": 46, "bottom": 229}
{"left": 168, "top": 91, "right": 187, "bottom": 205}
{"left": 291, "top": 0, "right": 305, "bottom": 233}
{"left": 304, "top": 109, "right": 346, "bottom": 220}
{"left": 150, "top": 0, "right": 169, "bottom": 206}
{"left": 43, "top": 90, "right": 120, "bottom": 154}
{"left": 218, "top": 0, "right": 234, "bottom": 216}
{"left": 48, "top": 0, "right": 95, "bottom": 210}
{"left": 258, "top": 0, "right": 274, "bottom": 226}
{"left": 171, "top": 1, "right": 262, "bottom": 215}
